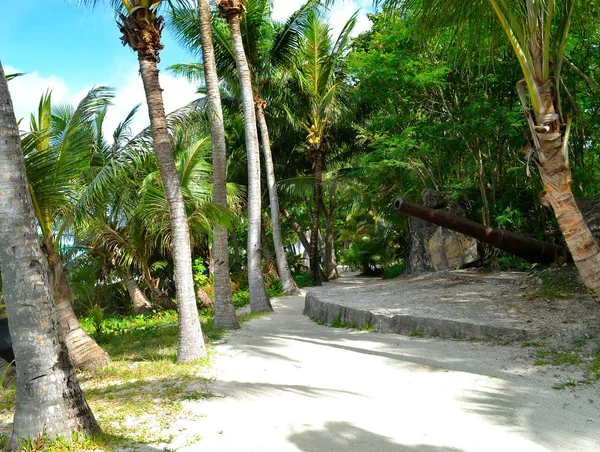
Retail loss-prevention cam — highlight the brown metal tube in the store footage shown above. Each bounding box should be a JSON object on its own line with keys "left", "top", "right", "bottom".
{"left": 394, "top": 198, "right": 570, "bottom": 264}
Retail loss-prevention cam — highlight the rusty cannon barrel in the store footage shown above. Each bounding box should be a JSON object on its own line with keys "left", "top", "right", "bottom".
{"left": 394, "top": 198, "right": 570, "bottom": 264}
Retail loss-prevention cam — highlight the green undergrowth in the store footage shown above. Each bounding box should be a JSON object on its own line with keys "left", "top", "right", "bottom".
{"left": 311, "top": 316, "right": 375, "bottom": 332}
{"left": 293, "top": 272, "right": 314, "bottom": 288}
{"left": 527, "top": 265, "right": 589, "bottom": 300}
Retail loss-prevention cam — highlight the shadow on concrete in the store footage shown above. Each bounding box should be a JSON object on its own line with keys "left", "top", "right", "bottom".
{"left": 288, "top": 421, "right": 462, "bottom": 452}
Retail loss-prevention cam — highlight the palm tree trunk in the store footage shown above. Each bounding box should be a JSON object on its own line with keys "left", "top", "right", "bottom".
{"left": 0, "top": 63, "right": 100, "bottom": 448}
{"left": 534, "top": 83, "right": 600, "bottom": 303}
{"left": 225, "top": 11, "right": 271, "bottom": 312}
{"left": 281, "top": 206, "right": 311, "bottom": 253}
{"left": 256, "top": 105, "right": 300, "bottom": 294}
{"left": 124, "top": 271, "right": 152, "bottom": 314}
{"left": 48, "top": 254, "right": 110, "bottom": 371}
{"left": 310, "top": 147, "right": 324, "bottom": 286}
{"left": 325, "top": 190, "right": 338, "bottom": 280}
{"left": 198, "top": 0, "right": 239, "bottom": 329}
{"left": 137, "top": 55, "right": 207, "bottom": 362}
{"left": 260, "top": 219, "right": 277, "bottom": 274}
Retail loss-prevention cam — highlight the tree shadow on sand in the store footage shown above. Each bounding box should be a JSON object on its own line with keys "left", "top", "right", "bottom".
{"left": 288, "top": 421, "right": 462, "bottom": 452}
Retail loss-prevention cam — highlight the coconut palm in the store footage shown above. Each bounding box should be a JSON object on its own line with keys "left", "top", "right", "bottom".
{"left": 170, "top": 0, "right": 314, "bottom": 295}
{"left": 373, "top": 0, "right": 600, "bottom": 303}
{"left": 0, "top": 61, "right": 101, "bottom": 450}
{"left": 81, "top": 0, "right": 207, "bottom": 361}
{"left": 284, "top": 9, "right": 356, "bottom": 285}
{"left": 216, "top": 0, "right": 272, "bottom": 312}
{"left": 193, "top": 0, "right": 239, "bottom": 328}
{"left": 22, "top": 88, "right": 112, "bottom": 372}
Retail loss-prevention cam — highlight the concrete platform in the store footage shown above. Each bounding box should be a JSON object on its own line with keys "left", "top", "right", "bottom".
{"left": 303, "top": 271, "right": 599, "bottom": 344}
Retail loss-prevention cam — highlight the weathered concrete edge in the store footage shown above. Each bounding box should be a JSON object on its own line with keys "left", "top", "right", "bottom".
{"left": 304, "top": 293, "right": 528, "bottom": 341}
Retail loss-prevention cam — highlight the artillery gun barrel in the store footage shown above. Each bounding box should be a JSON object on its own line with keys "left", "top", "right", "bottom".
{"left": 394, "top": 198, "right": 570, "bottom": 264}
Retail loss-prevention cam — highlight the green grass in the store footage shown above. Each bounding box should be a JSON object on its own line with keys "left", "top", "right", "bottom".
{"left": 0, "top": 306, "right": 262, "bottom": 450}
{"left": 529, "top": 266, "right": 589, "bottom": 300}
{"left": 410, "top": 329, "right": 425, "bottom": 338}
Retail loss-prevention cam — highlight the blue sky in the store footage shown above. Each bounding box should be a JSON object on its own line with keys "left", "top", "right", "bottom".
{"left": 2, "top": 0, "right": 373, "bottom": 136}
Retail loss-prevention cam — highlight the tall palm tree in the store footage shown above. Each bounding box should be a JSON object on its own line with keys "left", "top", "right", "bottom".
{"left": 217, "top": 0, "right": 272, "bottom": 312}
{"left": 82, "top": 0, "right": 207, "bottom": 361}
{"left": 284, "top": 9, "right": 356, "bottom": 285}
{"left": 23, "top": 89, "right": 111, "bottom": 372}
{"left": 197, "top": 0, "right": 240, "bottom": 328}
{"left": 170, "top": 0, "right": 310, "bottom": 295}
{"left": 0, "top": 61, "right": 101, "bottom": 450}
{"left": 382, "top": 0, "right": 600, "bottom": 303}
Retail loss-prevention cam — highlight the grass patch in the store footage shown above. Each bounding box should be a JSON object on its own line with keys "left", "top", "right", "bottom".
{"left": 410, "top": 329, "right": 425, "bottom": 338}
{"left": 310, "top": 316, "right": 375, "bottom": 332}
{"left": 238, "top": 311, "right": 272, "bottom": 323}
{"left": 1, "top": 309, "right": 233, "bottom": 450}
{"left": 529, "top": 265, "right": 588, "bottom": 300}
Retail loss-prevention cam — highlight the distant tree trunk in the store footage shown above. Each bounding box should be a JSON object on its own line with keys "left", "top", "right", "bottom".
{"left": 324, "top": 190, "right": 338, "bottom": 280}
{"left": 48, "top": 256, "right": 110, "bottom": 371}
{"left": 256, "top": 104, "right": 300, "bottom": 294}
{"left": 220, "top": 3, "right": 271, "bottom": 312}
{"left": 124, "top": 271, "right": 152, "bottom": 314}
{"left": 140, "top": 262, "right": 177, "bottom": 310}
{"left": 260, "top": 219, "right": 277, "bottom": 275}
{"left": 310, "top": 147, "right": 324, "bottom": 286}
{"left": 198, "top": 0, "right": 239, "bottom": 329}
{"left": 280, "top": 206, "right": 311, "bottom": 253}
{"left": 0, "top": 62, "right": 101, "bottom": 449}
{"left": 130, "top": 16, "right": 206, "bottom": 360}
{"left": 231, "top": 228, "right": 240, "bottom": 258}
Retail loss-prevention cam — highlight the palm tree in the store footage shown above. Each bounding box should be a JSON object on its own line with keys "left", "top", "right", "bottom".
{"left": 217, "top": 0, "right": 272, "bottom": 312}
{"left": 0, "top": 61, "right": 101, "bottom": 450}
{"left": 197, "top": 0, "right": 240, "bottom": 328}
{"left": 381, "top": 0, "right": 600, "bottom": 303}
{"left": 81, "top": 0, "right": 207, "bottom": 361}
{"left": 284, "top": 9, "right": 356, "bottom": 285}
{"left": 170, "top": 0, "right": 309, "bottom": 295}
{"left": 23, "top": 89, "right": 111, "bottom": 372}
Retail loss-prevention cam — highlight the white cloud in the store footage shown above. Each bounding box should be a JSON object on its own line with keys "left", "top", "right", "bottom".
{"left": 102, "top": 66, "right": 200, "bottom": 139}
{"left": 5, "top": 66, "right": 72, "bottom": 127}
{"left": 272, "top": 0, "right": 373, "bottom": 37}
{"left": 5, "top": 64, "right": 199, "bottom": 141}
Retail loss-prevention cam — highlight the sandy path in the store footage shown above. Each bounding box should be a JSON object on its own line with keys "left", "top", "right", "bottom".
{"left": 164, "top": 293, "right": 600, "bottom": 451}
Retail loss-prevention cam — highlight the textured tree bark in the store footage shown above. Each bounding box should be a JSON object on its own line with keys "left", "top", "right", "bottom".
{"left": 137, "top": 56, "right": 207, "bottom": 361}
{"left": 256, "top": 105, "right": 300, "bottom": 294}
{"left": 124, "top": 271, "right": 152, "bottom": 314}
{"left": 224, "top": 11, "right": 272, "bottom": 312}
{"left": 0, "top": 63, "right": 101, "bottom": 449}
{"left": 260, "top": 219, "right": 277, "bottom": 275}
{"left": 198, "top": 0, "right": 239, "bottom": 328}
{"left": 533, "top": 82, "right": 600, "bottom": 303}
{"left": 310, "top": 147, "right": 324, "bottom": 286}
{"left": 46, "top": 255, "right": 110, "bottom": 371}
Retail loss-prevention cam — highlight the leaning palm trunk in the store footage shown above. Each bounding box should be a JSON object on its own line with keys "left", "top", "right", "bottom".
{"left": 0, "top": 62, "right": 101, "bottom": 449}
{"left": 124, "top": 271, "right": 152, "bottom": 314}
{"left": 219, "top": 1, "right": 272, "bottom": 312}
{"left": 48, "top": 254, "right": 110, "bottom": 371}
{"left": 256, "top": 104, "right": 300, "bottom": 294}
{"left": 532, "top": 84, "right": 600, "bottom": 302}
{"left": 198, "top": 0, "right": 239, "bottom": 329}
{"left": 484, "top": 0, "right": 600, "bottom": 304}
{"left": 119, "top": 10, "right": 206, "bottom": 361}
